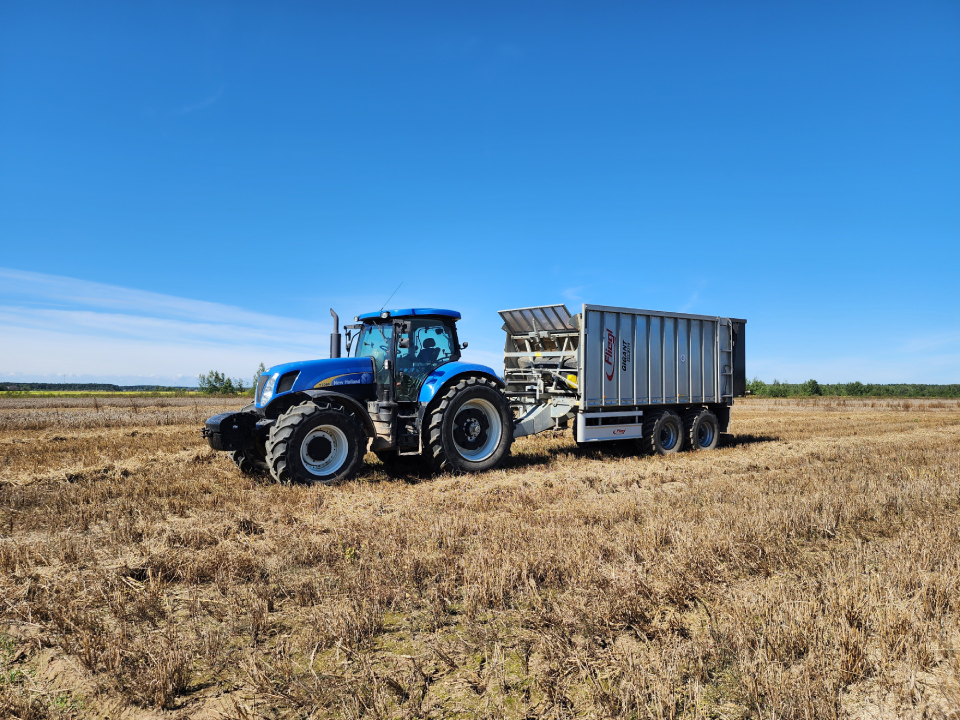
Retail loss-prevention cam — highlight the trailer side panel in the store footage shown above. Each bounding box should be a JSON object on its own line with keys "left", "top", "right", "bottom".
{"left": 580, "top": 304, "right": 734, "bottom": 410}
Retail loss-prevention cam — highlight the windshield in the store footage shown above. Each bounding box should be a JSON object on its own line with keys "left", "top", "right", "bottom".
{"left": 355, "top": 322, "right": 393, "bottom": 386}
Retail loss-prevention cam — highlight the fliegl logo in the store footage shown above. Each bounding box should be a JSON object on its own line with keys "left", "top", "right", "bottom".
{"left": 604, "top": 329, "right": 616, "bottom": 381}
{"left": 612, "top": 428, "right": 626, "bottom": 436}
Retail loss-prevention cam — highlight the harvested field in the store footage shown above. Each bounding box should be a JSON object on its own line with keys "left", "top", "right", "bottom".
{"left": 0, "top": 397, "right": 958, "bottom": 719}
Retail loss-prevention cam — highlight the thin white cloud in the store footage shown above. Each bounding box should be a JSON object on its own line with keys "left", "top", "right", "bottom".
{"left": 0, "top": 267, "right": 307, "bottom": 330}
{"left": 680, "top": 281, "right": 707, "bottom": 313}
{"left": 172, "top": 85, "right": 224, "bottom": 116}
{"left": 896, "top": 331, "right": 960, "bottom": 354}
{"left": 0, "top": 268, "right": 330, "bottom": 384}
{"left": 561, "top": 286, "right": 589, "bottom": 303}
{"left": 748, "top": 352, "right": 960, "bottom": 385}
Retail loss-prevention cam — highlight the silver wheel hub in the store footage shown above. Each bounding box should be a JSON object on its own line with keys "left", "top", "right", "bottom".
{"left": 452, "top": 398, "right": 502, "bottom": 462}
{"left": 465, "top": 418, "right": 482, "bottom": 441}
{"left": 300, "top": 425, "right": 349, "bottom": 476}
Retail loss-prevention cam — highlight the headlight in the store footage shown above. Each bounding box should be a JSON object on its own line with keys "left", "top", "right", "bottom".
{"left": 259, "top": 373, "right": 279, "bottom": 405}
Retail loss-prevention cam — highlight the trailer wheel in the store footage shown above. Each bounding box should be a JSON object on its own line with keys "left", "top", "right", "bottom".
{"left": 265, "top": 401, "right": 364, "bottom": 485}
{"left": 642, "top": 410, "right": 683, "bottom": 455}
{"left": 228, "top": 449, "right": 268, "bottom": 475}
{"left": 685, "top": 409, "right": 719, "bottom": 451}
{"left": 425, "top": 377, "right": 513, "bottom": 473}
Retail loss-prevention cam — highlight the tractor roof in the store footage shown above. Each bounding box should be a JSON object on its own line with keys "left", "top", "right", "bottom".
{"left": 357, "top": 308, "right": 461, "bottom": 321}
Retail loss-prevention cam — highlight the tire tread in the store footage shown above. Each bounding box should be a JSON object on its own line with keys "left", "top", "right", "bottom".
{"left": 264, "top": 401, "right": 363, "bottom": 485}
{"left": 424, "top": 377, "right": 512, "bottom": 473}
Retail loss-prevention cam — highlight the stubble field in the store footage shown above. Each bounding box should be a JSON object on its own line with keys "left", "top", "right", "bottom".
{"left": 0, "top": 396, "right": 958, "bottom": 719}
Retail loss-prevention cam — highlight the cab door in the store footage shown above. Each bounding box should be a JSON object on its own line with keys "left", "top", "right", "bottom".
{"left": 395, "top": 319, "right": 458, "bottom": 402}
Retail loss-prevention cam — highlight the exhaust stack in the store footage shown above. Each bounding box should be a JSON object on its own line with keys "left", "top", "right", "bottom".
{"left": 329, "top": 308, "right": 342, "bottom": 358}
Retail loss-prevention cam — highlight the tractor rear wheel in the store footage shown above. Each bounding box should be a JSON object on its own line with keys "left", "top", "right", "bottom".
{"left": 265, "top": 401, "right": 364, "bottom": 485}
{"left": 641, "top": 410, "right": 684, "bottom": 456}
{"left": 425, "top": 377, "right": 513, "bottom": 473}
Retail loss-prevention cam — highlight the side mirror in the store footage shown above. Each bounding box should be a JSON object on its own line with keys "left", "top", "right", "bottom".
{"left": 460, "top": 342, "right": 468, "bottom": 349}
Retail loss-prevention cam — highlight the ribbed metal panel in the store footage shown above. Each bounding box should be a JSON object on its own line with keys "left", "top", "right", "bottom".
{"left": 580, "top": 304, "right": 733, "bottom": 409}
{"left": 499, "top": 304, "right": 576, "bottom": 335}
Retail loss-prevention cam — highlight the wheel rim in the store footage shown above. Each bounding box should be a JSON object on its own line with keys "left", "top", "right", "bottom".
{"left": 659, "top": 420, "right": 679, "bottom": 450}
{"left": 452, "top": 398, "right": 502, "bottom": 462}
{"left": 696, "top": 419, "right": 715, "bottom": 448}
{"left": 300, "top": 425, "right": 349, "bottom": 476}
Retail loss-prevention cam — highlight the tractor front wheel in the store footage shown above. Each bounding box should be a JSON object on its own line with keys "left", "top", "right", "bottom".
{"left": 228, "top": 448, "right": 268, "bottom": 475}
{"left": 425, "top": 377, "right": 513, "bottom": 473}
{"left": 265, "top": 401, "right": 365, "bottom": 485}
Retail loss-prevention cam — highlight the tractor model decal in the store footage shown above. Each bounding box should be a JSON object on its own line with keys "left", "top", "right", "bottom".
{"left": 314, "top": 373, "right": 373, "bottom": 388}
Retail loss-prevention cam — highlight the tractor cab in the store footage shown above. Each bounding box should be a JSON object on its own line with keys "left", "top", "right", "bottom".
{"left": 348, "top": 309, "right": 463, "bottom": 404}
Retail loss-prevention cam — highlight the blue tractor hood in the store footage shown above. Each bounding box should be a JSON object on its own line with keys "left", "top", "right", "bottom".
{"left": 256, "top": 357, "right": 375, "bottom": 408}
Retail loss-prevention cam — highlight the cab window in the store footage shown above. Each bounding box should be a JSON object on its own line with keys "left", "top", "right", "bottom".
{"left": 395, "top": 320, "right": 457, "bottom": 401}
{"left": 355, "top": 322, "right": 393, "bottom": 387}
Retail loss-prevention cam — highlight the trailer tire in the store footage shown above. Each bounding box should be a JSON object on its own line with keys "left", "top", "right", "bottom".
{"left": 228, "top": 449, "right": 268, "bottom": 475}
{"left": 685, "top": 408, "right": 719, "bottom": 451}
{"left": 425, "top": 377, "right": 513, "bottom": 473}
{"left": 265, "top": 401, "right": 364, "bottom": 485}
{"left": 642, "top": 410, "right": 683, "bottom": 456}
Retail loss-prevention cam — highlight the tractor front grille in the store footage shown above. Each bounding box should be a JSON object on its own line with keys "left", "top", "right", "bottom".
{"left": 276, "top": 371, "right": 299, "bottom": 395}
{"left": 255, "top": 373, "right": 269, "bottom": 403}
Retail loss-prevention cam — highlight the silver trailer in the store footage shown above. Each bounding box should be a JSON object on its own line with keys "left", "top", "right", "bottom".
{"left": 500, "top": 304, "right": 747, "bottom": 454}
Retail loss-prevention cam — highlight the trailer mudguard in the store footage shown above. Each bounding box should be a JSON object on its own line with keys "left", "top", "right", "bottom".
{"left": 418, "top": 362, "right": 504, "bottom": 404}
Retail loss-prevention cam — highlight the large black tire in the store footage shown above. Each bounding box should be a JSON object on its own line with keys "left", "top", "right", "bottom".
{"left": 685, "top": 408, "right": 719, "bottom": 451}
{"left": 425, "top": 377, "right": 513, "bottom": 473}
{"left": 641, "top": 410, "right": 684, "bottom": 456}
{"left": 228, "top": 449, "right": 268, "bottom": 475}
{"left": 265, "top": 401, "right": 365, "bottom": 485}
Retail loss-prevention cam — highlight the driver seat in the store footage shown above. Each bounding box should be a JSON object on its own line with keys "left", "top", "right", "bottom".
{"left": 417, "top": 337, "right": 441, "bottom": 364}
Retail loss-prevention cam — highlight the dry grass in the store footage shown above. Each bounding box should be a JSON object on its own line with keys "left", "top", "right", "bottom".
{"left": 0, "top": 397, "right": 958, "bottom": 718}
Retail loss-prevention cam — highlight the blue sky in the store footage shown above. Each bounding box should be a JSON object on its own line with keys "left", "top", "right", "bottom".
{"left": 1, "top": 1, "right": 958, "bottom": 386}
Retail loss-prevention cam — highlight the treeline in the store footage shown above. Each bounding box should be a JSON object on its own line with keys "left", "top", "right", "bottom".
{"left": 196, "top": 364, "right": 267, "bottom": 395}
{"left": 3, "top": 382, "right": 194, "bottom": 392}
{"left": 747, "top": 379, "right": 960, "bottom": 398}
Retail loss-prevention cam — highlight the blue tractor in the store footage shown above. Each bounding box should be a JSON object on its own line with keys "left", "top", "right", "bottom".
{"left": 202, "top": 308, "right": 513, "bottom": 484}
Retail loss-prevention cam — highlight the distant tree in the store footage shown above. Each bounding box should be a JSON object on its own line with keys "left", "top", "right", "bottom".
{"left": 746, "top": 376, "right": 767, "bottom": 396}
{"left": 800, "top": 379, "right": 822, "bottom": 396}
{"left": 252, "top": 362, "right": 266, "bottom": 389}
{"left": 767, "top": 379, "right": 790, "bottom": 398}
{"left": 844, "top": 381, "right": 866, "bottom": 396}
{"left": 198, "top": 370, "right": 246, "bottom": 394}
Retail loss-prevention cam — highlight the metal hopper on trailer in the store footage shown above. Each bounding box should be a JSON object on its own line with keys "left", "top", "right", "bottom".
{"left": 503, "top": 303, "right": 746, "bottom": 454}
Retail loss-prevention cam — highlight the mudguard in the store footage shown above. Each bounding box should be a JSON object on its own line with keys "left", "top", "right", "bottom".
{"left": 302, "top": 389, "right": 377, "bottom": 438}
{"left": 418, "top": 362, "right": 504, "bottom": 405}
